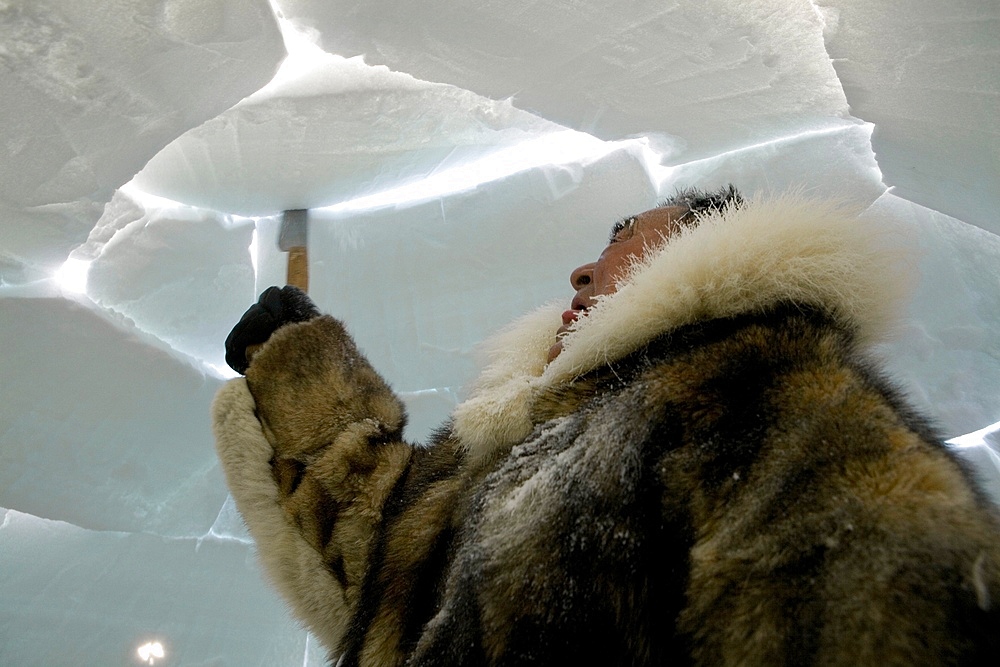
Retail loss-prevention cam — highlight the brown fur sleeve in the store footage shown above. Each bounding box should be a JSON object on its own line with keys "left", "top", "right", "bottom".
{"left": 216, "top": 316, "right": 413, "bottom": 655}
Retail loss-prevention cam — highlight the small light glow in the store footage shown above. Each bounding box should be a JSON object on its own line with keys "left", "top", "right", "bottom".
{"left": 53, "top": 258, "right": 92, "bottom": 294}
{"left": 136, "top": 640, "right": 165, "bottom": 665}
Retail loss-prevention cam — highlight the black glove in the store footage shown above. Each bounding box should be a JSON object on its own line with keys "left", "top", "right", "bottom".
{"left": 225, "top": 285, "right": 320, "bottom": 374}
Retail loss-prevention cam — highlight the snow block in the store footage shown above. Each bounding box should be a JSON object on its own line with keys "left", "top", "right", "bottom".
{"left": 869, "top": 194, "right": 1000, "bottom": 437}
{"left": 0, "top": 0, "right": 284, "bottom": 282}
{"left": 0, "top": 509, "right": 321, "bottom": 666}
{"left": 0, "top": 296, "right": 227, "bottom": 535}
{"left": 0, "top": 200, "right": 103, "bottom": 284}
{"left": 815, "top": 0, "right": 1000, "bottom": 234}
{"left": 84, "top": 190, "right": 257, "bottom": 373}
{"left": 274, "top": 0, "right": 850, "bottom": 158}
{"left": 660, "top": 118, "right": 885, "bottom": 205}
{"left": 132, "top": 52, "right": 565, "bottom": 216}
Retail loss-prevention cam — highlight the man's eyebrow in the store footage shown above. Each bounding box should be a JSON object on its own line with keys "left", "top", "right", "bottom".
{"left": 609, "top": 215, "right": 637, "bottom": 243}
{"left": 657, "top": 184, "right": 743, "bottom": 215}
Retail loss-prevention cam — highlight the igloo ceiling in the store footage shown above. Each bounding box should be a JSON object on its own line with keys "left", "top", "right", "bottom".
{"left": 1, "top": 0, "right": 998, "bottom": 665}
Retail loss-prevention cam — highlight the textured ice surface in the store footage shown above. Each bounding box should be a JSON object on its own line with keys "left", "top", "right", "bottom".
{"left": 871, "top": 193, "right": 1000, "bottom": 438}
{"left": 0, "top": 508, "right": 324, "bottom": 667}
{"left": 132, "top": 51, "right": 567, "bottom": 216}
{"left": 274, "top": 0, "right": 850, "bottom": 158}
{"left": 814, "top": 0, "right": 1000, "bottom": 234}
{"left": 0, "top": 0, "right": 283, "bottom": 283}
{"left": 0, "top": 199, "right": 104, "bottom": 285}
{"left": 659, "top": 118, "right": 885, "bottom": 205}
{"left": 275, "top": 0, "right": 999, "bottom": 231}
{"left": 1, "top": 0, "right": 998, "bottom": 665}
{"left": 83, "top": 189, "right": 257, "bottom": 374}
{"left": 0, "top": 293, "right": 227, "bottom": 535}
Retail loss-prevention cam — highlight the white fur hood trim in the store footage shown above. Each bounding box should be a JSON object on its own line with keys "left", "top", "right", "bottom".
{"left": 452, "top": 193, "right": 914, "bottom": 463}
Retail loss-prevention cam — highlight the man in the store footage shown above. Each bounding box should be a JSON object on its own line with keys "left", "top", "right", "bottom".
{"left": 214, "top": 187, "right": 1000, "bottom": 666}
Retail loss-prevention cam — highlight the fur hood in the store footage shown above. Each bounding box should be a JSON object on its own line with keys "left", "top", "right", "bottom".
{"left": 452, "top": 193, "right": 915, "bottom": 464}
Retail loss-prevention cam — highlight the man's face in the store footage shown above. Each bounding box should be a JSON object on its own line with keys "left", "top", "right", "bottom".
{"left": 547, "top": 205, "right": 689, "bottom": 362}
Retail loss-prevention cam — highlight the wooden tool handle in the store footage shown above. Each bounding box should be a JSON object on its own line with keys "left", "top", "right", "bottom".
{"left": 286, "top": 245, "right": 309, "bottom": 293}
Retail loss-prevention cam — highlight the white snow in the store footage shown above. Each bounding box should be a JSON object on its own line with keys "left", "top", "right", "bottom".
{"left": 272, "top": 0, "right": 852, "bottom": 155}
{"left": 83, "top": 189, "right": 257, "bottom": 374}
{"left": 0, "top": 0, "right": 284, "bottom": 284}
{"left": 814, "top": 0, "right": 1000, "bottom": 234}
{"left": 871, "top": 193, "right": 1000, "bottom": 438}
{"left": 0, "top": 508, "right": 323, "bottom": 666}
{"left": 0, "top": 0, "right": 997, "bottom": 664}
{"left": 130, "top": 50, "right": 570, "bottom": 216}
{"left": 0, "top": 294, "right": 226, "bottom": 535}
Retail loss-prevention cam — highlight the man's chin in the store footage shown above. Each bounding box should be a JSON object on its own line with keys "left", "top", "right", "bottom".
{"left": 546, "top": 339, "right": 563, "bottom": 363}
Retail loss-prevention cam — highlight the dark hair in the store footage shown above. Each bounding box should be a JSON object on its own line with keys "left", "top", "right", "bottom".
{"left": 609, "top": 185, "right": 744, "bottom": 242}
{"left": 659, "top": 184, "right": 743, "bottom": 217}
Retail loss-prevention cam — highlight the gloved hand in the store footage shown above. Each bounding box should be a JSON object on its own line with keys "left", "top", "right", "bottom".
{"left": 225, "top": 285, "right": 320, "bottom": 374}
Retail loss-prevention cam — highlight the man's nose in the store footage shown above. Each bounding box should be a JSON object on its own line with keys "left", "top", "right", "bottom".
{"left": 570, "top": 263, "right": 595, "bottom": 290}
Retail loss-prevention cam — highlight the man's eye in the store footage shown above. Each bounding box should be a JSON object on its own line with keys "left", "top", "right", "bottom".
{"left": 610, "top": 216, "right": 637, "bottom": 243}
{"left": 608, "top": 215, "right": 637, "bottom": 244}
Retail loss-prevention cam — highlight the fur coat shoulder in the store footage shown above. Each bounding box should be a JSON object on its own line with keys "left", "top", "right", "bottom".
{"left": 213, "top": 195, "right": 1000, "bottom": 666}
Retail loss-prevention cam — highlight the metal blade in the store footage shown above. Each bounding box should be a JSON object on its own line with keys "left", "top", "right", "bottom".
{"left": 277, "top": 209, "right": 308, "bottom": 250}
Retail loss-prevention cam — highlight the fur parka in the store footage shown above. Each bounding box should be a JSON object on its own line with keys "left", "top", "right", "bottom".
{"left": 213, "top": 195, "right": 1000, "bottom": 666}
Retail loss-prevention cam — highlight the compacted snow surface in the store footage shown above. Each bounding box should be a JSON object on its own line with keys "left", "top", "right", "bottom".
{"left": 1, "top": 1, "right": 997, "bottom": 664}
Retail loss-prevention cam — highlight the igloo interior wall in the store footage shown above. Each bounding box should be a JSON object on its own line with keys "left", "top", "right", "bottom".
{"left": 1, "top": 1, "right": 998, "bottom": 665}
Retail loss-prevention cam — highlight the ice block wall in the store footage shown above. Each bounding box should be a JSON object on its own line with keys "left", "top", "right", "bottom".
{"left": 1, "top": 0, "right": 997, "bottom": 664}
